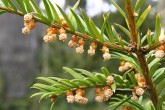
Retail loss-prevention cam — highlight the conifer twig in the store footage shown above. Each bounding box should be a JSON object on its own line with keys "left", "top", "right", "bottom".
{"left": 124, "top": 0, "right": 138, "bottom": 48}
{"left": 0, "top": 6, "right": 129, "bottom": 53}
{"left": 124, "top": 0, "right": 158, "bottom": 108}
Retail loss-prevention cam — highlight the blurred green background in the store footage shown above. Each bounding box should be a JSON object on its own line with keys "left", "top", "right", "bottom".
{"left": 0, "top": 0, "right": 164, "bottom": 110}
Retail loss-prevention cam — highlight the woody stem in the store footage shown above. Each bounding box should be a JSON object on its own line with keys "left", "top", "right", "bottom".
{"left": 136, "top": 50, "right": 158, "bottom": 107}
{"left": 124, "top": 0, "right": 138, "bottom": 47}
{"left": 124, "top": 0, "right": 158, "bottom": 108}
{"left": 0, "top": 6, "right": 129, "bottom": 53}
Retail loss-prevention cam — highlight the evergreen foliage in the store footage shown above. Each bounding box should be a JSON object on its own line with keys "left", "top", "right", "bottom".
{"left": 0, "top": 0, "right": 165, "bottom": 110}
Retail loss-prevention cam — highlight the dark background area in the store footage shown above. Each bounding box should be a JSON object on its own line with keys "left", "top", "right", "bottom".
{"left": 0, "top": 0, "right": 164, "bottom": 110}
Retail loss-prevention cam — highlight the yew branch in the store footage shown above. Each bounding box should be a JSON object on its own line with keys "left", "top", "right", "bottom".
{"left": 124, "top": 0, "right": 138, "bottom": 47}
{"left": 124, "top": 0, "right": 158, "bottom": 108}
{"left": 0, "top": 6, "right": 129, "bottom": 53}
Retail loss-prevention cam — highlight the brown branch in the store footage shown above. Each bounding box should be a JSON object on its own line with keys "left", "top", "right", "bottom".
{"left": 145, "top": 41, "right": 165, "bottom": 52}
{"left": 137, "top": 50, "right": 158, "bottom": 107}
{"left": 0, "top": 6, "right": 129, "bottom": 52}
{"left": 124, "top": 0, "right": 138, "bottom": 47}
{"left": 124, "top": 0, "right": 158, "bottom": 108}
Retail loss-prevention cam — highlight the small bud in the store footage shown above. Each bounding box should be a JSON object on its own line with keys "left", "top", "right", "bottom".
{"left": 24, "top": 13, "right": 33, "bottom": 22}
{"left": 159, "top": 35, "right": 165, "bottom": 42}
{"left": 22, "top": 27, "right": 30, "bottom": 35}
{"left": 102, "top": 46, "right": 111, "bottom": 60}
{"left": 68, "top": 40, "right": 76, "bottom": 48}
{"left": 131, "top": 95, "right": 138, "bottom": 101}
{"left": 138, "top": 81, "right": 146, "bottom": 88}
{"left": 123, "top": 65, "right": 130, "bottom": 71}
{"left": 103, "top": 89, "right": 113, "bottom": 101}
{"left": 102, "top": 46, "right": 109, "bottom": 53}
{"left": 137, "top": 77, "right": 146, "bottom": 87}
{"left": 59, "top": 28, "right": 66, "bottom": 34}
{"left": 59, "top": 33, "right": 67, "bottom": 41}
{"left": 78, "top": 39, "right": 85, "bottom": 46}
{"left": 66, "top": 91, "right": 74, "bottom": 96}
{"left": 80, "top": 97, "right": 88, "bottom": 104}
{"left": 133, "top": 11, "right": 138, "bottom": 16}
{"left": 136, "top": 88, "right": 145, "bottom": 96}
{"left": 88, "top": 43, "right": 97, "bottom": 56}
{"left": 106, "top": 76, "right": 114, "bottom": 85}
{"left": 27, "top": 21, "right": 36, "bottom": 30}
{"left": 43, "top": 34, "right": 56, "bottom": 43}
{"left": 71, "top": 35, "right": 78, "bottom": 42}
{"left": 125, "top": 62, "right": 133, "bottom": 68}
{"left": 67, "top": 95, "right": 75, "bottom": 103}
{"left": 50, "top": 34, "right": 57, "bottom": 41}
{"left": 159, "top": 45, "right": 165, "bottom": 51}
{"left": 76, "top": 46, "right": 84, "bottom": 54}
{"left": 120, "top": 60, "right": 126, "bottom": 66}
{"left": 95, "top": 95, "right": 104, "bottom": 102}
{"left": 155, "top": 50, "right": 165, "bottom": 58}
{"left": 118, "top": 66, "right": 125, "bottom": 72}
{"left": 68, "top": 35, "right": 78, "bottom": 48}
{"left": 75, "top": 89, "right": 88, "bottom": 104}
{"left": 24, "top": 21, "right": 29, "bottom": 27}
{"left": 75, "top": 94, "right": 83, "bottom": 103}
{"left": 43, "top": 35, "right": 50, "bottom": 43}
{"left": 88, "top": 48, "right": 95, "bottom": 56}
{"left": 103, "top": 52, "right": 111, "bottom": 60}
{"left": 135, "top": 73, "right": 141, "bottom": 80}
{"left": 76, "top": 89, "right": 84, "bottom": 97}
{"left": 46, "top": 27, "right": 58, "bottom": 35}
{"left": 60, "top": 17, "right": 68, "bottom": 27}
{"left": 96, "top": 88, "right": 102, "bottom": 95}
{"left": 91, "top": 42, "right": 97, "bottom": 50}
{"left": 95, "top": 88, "right": 104, "bottom": 102}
